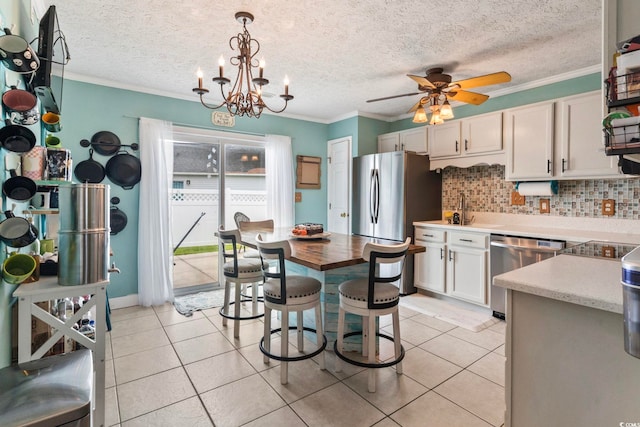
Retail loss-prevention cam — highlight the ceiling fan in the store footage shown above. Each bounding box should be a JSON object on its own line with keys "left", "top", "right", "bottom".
{"left": 367, "top": 67, "right": 511, "bottom": 123}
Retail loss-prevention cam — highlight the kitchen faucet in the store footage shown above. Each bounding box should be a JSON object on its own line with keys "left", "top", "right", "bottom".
{"left": 458, "top": 193, "right": 465, "bottom": 226}
{"left": 457, "top": 192, "right": 475, "bottom": 225}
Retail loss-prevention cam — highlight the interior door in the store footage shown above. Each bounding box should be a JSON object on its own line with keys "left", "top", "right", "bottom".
{"left": 327, "top": 137, "right": 351, "bottom": 233}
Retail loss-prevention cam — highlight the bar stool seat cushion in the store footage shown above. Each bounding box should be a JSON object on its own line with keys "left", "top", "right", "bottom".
{"left": 264, "top": 275, "right": 321, "bottom": 301}
{"left": 223, "top": 258, "right": 267, "bottom": 278}
{"left": 339, "top": 279, "right": 399, "bottom": 309}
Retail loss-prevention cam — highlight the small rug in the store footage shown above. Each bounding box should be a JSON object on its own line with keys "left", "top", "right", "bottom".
{"left": 174, "top": 289, "right": 226, "bottom": 317}
{"left": 399, "top": 294, "right": 500, "bottom": 332}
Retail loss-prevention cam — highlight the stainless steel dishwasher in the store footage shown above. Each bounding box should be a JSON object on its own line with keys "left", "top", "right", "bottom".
{"left": 490, "top": 234, "right": 566, "bottom": 319}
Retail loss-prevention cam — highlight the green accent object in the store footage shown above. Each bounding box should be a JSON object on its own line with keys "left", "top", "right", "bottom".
{"left": 174, "top": 245, "right": 219, "bottom": 256}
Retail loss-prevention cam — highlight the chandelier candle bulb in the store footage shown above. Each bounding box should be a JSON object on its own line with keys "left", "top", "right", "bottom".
{"left": 259, "top": 58, "right": 265, "bottom": 78}
{"left": 197, "top": 68, "right": 203, "bottom": 89}
{"left": 284, "top": 75, "right": 289, "bottom": 96}
{"left": 218, "top": 55, "right": 224, "bottom": 78}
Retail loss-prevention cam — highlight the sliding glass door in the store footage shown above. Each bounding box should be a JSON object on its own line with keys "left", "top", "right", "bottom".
{"left": 170, "top": 127, "right": 266, "bottom": 294}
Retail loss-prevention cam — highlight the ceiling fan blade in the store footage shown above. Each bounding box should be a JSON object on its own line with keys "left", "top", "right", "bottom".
{"left": 450, "top": 71, "right": 511, "bottom": 90}
{"left": 366, "top": 92, "right": 423, "bottom": 103}
{"left": 407, "top": 99, "right": 423, "bottom": 113}
{"left": 407, "top": 74, "right": 436, "bottom": 89}
{"left": 447, "top": 90, "right": 489, "bottom": 105}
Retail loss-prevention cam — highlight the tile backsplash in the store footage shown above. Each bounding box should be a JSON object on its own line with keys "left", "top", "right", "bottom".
{"left": 442, "top": 165, "right": 640, "bottom": 219}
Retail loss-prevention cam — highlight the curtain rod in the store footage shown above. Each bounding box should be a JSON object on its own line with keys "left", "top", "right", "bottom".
{"left": 122, "top": 115, "right": 266, "bottom": 137}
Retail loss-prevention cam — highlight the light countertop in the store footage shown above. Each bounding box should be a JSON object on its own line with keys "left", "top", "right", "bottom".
{"left": 414, "top": 212, "right": 640, "bottom": 245}
{"left": 493, "top": 254, "right": 622, "bottom": 313}
{"left": 413, "top": 213, "right": 636, "bottom": 314}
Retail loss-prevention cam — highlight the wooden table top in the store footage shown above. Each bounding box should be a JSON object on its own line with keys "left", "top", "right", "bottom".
{"left": 240, "top": 228, "right": 425, "bottom": 271}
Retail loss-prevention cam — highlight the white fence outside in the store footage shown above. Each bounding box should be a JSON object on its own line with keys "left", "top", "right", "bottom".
{"left": 171, "top": 189, "right": 267, "bottom": 249}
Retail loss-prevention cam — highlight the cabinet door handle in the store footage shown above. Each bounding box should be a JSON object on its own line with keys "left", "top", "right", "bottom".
{"left": 547, "top": 159, "right": 552, "bottom": 174}
{"left": 562, "top": 158, "right": 567, "bottom": 173}
{"left": 423, "top": 233, "right": 434, "bottom": 238}
{"left": 401, "top": 143, "right": 405, "bottom": 150}
{"left": 440, "top": 248, "right": 444, "bottom": 259}
{"left": 464, "top": 139, "right": 468, "bottom": 151}
{"left": 394, "top": 144, "right": 398, "bottom": 151}
{"left": 459, "top": 238, "right": 473, "bottom": 243}
{"left": 455, "top": 140, "right": 459, "bottom": 152}
{"left": 448, "top": 249, "right": 454, "bottom": 261}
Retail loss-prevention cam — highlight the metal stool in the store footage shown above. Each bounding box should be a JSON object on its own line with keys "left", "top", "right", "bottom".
{"left": 334, "top": 237, "right": 411, "bottom": 392}
{"left": 256, "top": 234, "right": 326, "bottom": 385}
{"left": 218, "top": 227, "right": 265, "bottom": 338}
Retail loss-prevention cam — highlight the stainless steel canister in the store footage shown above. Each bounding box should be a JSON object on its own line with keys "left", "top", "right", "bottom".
{"left": 621, "top": 246, "right": 640, "bottom": 359}
{"left": 57, "top": 184, "right": 110, "bottom": 286}
{"left": 59, "top": 183, "right": 109, "bottom": 231}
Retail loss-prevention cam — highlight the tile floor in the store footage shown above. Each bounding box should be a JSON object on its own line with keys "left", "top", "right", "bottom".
{"left": 173, "top": 253, "right": 219, "bottom": 290}
{"left": 104, "top": 298, "right": 506, "bottom": 426}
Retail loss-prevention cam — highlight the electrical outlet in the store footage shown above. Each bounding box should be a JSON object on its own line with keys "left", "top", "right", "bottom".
{"left": 295, "top": 192, "right": 302, "bottom": 202}
{"left": 540, "top": 198, "right": 550, "bottom": 214}
{"left": 602, "top": 199, "right": 615, "bottom": 216}
{"left": 511, "top": 191, "right": 525, "bottom": 206}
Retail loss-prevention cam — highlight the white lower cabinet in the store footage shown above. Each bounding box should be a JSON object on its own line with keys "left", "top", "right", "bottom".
{"left": 414, "top": 226, "right": 489, "bottom": 306}
{"left": 414, "top": 227, "right": 446, "bottom": 292}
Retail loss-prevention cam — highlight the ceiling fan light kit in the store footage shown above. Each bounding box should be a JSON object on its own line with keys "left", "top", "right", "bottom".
{"left": 370, "top": 67, "right": 511, "bottom": 125}
{"left": 192, "top": 11, "right": 293, "bottom": 119}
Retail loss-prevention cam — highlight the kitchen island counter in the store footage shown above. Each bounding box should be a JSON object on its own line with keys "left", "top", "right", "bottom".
{"left": 493, "top": 254, "right": 622, "bottom": 313}
{"left": 493, "top": 255, "right": 640, "bottom": 426}
{"left": 240, "top": 228, "right": 425, "bottom": 271}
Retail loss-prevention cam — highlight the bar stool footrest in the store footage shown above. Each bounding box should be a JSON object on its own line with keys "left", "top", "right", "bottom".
{"left": 334, "top": 331, "right": 405, "bottom": 369}
{"left": 260, "top": 326, "right": 327, "bottom": 362}
{"left": 219, "top": 300, "right": 265, "bottom": 321}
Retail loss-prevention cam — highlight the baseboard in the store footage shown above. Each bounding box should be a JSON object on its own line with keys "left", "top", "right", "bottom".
{"left": 109, "top": 294, "right": 139, "bottom": 309}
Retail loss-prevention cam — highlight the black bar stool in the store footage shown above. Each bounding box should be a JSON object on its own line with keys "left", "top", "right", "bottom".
{"left": 334, "top": 237, "right": 411, "bottom": 392}
{"left": 218, "top": 226, "right": 265, "bottom": 338}
{"left": 256, "top": 234, "right": 327, "bottom": 385}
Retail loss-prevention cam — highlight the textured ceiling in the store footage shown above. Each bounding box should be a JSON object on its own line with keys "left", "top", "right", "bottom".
{"left": 41, "top": 0, "right": 601, "bottom": 123}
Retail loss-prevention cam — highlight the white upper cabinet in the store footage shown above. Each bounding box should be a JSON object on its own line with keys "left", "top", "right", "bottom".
{"left": 378, "top": 127, "right": 427, "bottom": 153}
{"left": 557, "top": 92, "right": 619, "bottom": 178}
{"left": 399, "top": 126, "right": 428, "bottom": 153}
{"left": 428, "top": 112, "right": 506, "bottom": 170}
{"left": 505, "top": 91, "right": 621, "bottom": 181}
{"left": 378, "top": 132, "right": 400, "bottom": 152}
{"left": 505, "top": 101, "right": 555, "bottom": 180}
{"left": 429, "top": 121, "right": 461, "bottom": 158}
{"left": 462, "top": 112, "right": 503, "bottom": 155}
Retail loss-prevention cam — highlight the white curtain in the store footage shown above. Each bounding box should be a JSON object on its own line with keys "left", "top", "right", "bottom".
{"left": 137, "top": 117, "right": 174, "bottom": 306}
{"left": 265, "top": 134, "right": 294, "bottom": 228}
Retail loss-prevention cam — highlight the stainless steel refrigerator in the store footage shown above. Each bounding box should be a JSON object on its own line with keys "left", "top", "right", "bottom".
{"left": 352, "top": 151, "right": 442, "bottom": 294}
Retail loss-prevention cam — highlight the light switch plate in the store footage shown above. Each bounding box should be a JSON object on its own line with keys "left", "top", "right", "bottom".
{"left": 295, "top": 192, "right": 302, "bottom": 202}
{"left": 511, "top": 191, "right": 525, "bottom": 205}
{"left": 539, "top": 198, "right": 550, "bottom": 214}
{"left": 602, "top": 199, "right": 615, "bottom": 216}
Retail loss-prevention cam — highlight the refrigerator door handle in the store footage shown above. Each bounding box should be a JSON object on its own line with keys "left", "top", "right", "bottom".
{"left": 374, "top": 168, "right": 380, "bottom": 223}
{"left": 369, "top": 169, "right": 376, "bottom": 223}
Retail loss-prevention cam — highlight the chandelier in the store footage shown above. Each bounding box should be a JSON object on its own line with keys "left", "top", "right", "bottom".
{"left": 412, "top": 94, "right": 454, "bottom": 125}
{"left": 192, "top": 12, "right": 293, "bottom": 118}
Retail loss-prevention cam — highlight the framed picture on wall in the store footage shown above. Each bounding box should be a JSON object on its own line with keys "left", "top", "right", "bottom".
{"left": 296, "top": 155, "right": 321, "bottom": 189}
